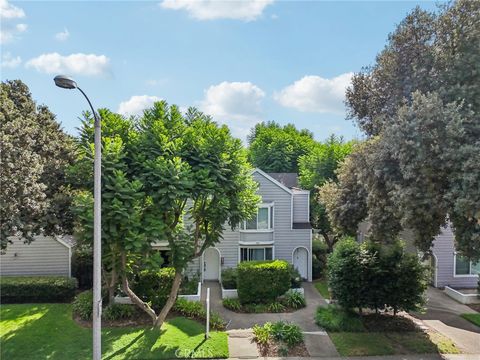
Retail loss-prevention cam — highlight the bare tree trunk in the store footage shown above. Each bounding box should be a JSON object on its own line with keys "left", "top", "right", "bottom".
{"left": 108, "top": 267, "right": 117, "bottom": 305}
{"left": 154, "top": 270, "right": 183, "bottom": 328}
{"left": 120, "top": 252, "right": 157, "bottom": 324}
{"left": 122, "top": 273, "right": 158, "bottom": 324}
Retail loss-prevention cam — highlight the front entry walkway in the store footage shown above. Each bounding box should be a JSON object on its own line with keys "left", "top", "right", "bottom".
{"left": 201, "top": 281, "right": 339, "bottom": 357}
{"left": 412, "top": 287, "right": 480, "bottom": 354}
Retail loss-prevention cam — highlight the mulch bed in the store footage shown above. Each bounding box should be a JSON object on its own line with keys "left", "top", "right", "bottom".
{"left": 467, "top": 303, "right": 480, "bottom": 312}
{"left": 256, "top": 340, "right": 309, "bottom": 357}
{"left": 362, "top": 313, "right": 420, "bottom": 332}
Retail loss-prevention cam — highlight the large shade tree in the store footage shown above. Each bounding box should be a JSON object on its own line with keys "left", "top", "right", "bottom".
{"left": 329, "top": 0, "right": 480, "bottom": 259}
{"left": 0, "top": 80, "right": 74, "bottom": 248}
{"left": 71, "top": 102, "right": 259, "bottom": 327}
{"left": 248, "top": 121, "right": 315, "bottom": 173}
{"left": 298, "top": 135, "right": 355, "bottom": 250}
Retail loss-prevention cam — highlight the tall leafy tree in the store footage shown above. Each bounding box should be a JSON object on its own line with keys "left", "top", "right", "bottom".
{"left": 248, "top": 121, "right": 315, "bottom": 172}
{"left": 72, "top": 102, "right": 259, "bottom": 327}
{"left": 0, "top": 80, "right": 74, "bottom": 248}
{"left": 298, "top": 135, "right": 355, "bottom": 250}
{"left": 333, "top": 0, "right": 480, "bottom": 259}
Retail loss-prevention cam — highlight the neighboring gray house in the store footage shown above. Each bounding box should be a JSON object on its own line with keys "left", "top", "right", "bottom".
{"left": 155, "top": 169, "right": 313, "bottom": 282}
{"left": 0, "top": 235, "right": 75, "bottom": 277}
{"left": 357, "top": 223, "right": 479, "bottom": 289}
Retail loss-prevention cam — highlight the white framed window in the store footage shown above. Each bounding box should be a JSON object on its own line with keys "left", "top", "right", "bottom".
{"left": 241, "top": 203, "right": 274, "bottom": 231}
{"left": 240, "top": 247, "right": 273, "bottom": 262}
{"left": 454, "top": 253, "right": 480, "bottom": 276}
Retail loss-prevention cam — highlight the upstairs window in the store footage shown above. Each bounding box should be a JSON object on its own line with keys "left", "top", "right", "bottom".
{"left": 241, "top": 204, "right": 273, "bottom": 230}
{"left": 240, "top": 247, "right": 273, "bottom": 261}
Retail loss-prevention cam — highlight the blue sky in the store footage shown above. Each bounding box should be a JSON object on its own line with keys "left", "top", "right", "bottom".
{"left": 1, "top": 0, "right": 441, "bottom": 142}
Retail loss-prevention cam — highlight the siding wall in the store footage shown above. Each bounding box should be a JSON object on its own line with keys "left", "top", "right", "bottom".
{"left": 192, "top": 170, "right": 312, "bottom": 281}
{"left": 431, "top": 226, "right": 478, "bottom": 288}
{"left": 293, "top": 192, "right": 309, "bottom": 223}
{"left": 358, "top": 221, "right": 478, "bottom": 289}
{"left": 0, "top": 236, "right": 71, "bottom": 277}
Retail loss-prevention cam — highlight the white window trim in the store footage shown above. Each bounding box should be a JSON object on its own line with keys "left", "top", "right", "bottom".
{"left": 453, "top": 252, "right": 479, "bottom": 278}
{"left": 238, "top": 245, "right": 275, "bottom": 263}
{"left": 241, "top": 203, "right": 274, "bottom": 232}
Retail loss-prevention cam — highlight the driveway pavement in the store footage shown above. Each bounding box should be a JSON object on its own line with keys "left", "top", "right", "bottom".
{"left": 412, "top": 287, "right": 480, "bottom": 354}
{"left": 202, "top": 281, "right": 339, "bottom": 357}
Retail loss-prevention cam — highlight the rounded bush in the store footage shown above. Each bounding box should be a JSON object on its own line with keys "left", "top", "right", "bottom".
{"left": 72, "top": 290, "right": 93, "bottom": 321}
{"left": 237, "top": 260, "right": 291, "bottom": 304}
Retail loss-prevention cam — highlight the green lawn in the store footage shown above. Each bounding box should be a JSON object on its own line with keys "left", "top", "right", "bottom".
{"left": 314, "top": 279, "right": 330, "bottom": 299}
{"left": 329, "top": 331, "right": 460, "bottom": 356}
{"left": 461, "top": 313, "right": 480, "bottom": 327}
{"left": 316, "top": 305, "right": 461, "bottom": 356}
{"left": 1, "top": 304, "right": 228, "bottom": 359}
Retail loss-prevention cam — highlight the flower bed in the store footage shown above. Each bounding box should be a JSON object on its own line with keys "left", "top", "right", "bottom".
{"left": 444, "top": 286, "right": 480, "bottom": 305}
{"left": 222, "top": 289, "right": 306, "bottom": 313}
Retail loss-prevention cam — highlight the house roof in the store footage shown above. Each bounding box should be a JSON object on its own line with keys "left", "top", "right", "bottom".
{"left": 267, "top": 173, "right": 299, "bottom": 189}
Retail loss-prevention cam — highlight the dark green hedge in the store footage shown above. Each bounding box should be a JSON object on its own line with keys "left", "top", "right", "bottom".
{"left": 0, "top": 276, "right": 77, "bottom": 303}
{"left": 132, "top": 267, "right": 175, "bottom": 311}
{"left": 237, "top": 260, "right": 291, "bottom": 304}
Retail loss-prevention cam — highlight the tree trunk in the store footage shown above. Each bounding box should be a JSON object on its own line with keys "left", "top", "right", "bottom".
{"left": 153, "top": 270, "right": 183, "bottom": 328}
{"left": 107, "top": 267, "right": 117, "bottom": 305}
{"left": 122, "top": 273, "right": 158, "bottom": 324}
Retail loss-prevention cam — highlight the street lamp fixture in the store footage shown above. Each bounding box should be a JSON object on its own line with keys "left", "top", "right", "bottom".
{"left": 54, "top": 75, "right": 102, "bottom": 360}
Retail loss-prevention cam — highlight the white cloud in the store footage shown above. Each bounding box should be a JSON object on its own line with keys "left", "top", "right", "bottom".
{"left": 0, "top": 0, "right": 25, "bottom": 19}
{"left": 200, "top": 81, "right": 265, "bottom": 140}
{"left": 1, "top": 52, "right": 21, "bottom": 68}
{"left": 274, "top": 73, "right": 353, "bottom": 114}
{"left": 0, "top": 22, "right": 27, "bottom": 44}
{"left": 118, "top": 95, "right": 163, "bottom": 116}
{"left": 25, "top": 53, "right": 111, "bottom": 76}
{"left": 160, "top": 0, "right": 274, "bottom": 21}
{"left": 55, "top": 28, "right": 70, "bottom": 41}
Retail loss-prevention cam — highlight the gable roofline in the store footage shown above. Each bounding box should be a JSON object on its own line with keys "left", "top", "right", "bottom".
{"left": 252, "top": 168, "right": 293, "bottom": 195}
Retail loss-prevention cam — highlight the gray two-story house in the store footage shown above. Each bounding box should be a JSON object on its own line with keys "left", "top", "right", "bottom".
{"left": 183, "top": 169, "right": 313, "bottom": 282}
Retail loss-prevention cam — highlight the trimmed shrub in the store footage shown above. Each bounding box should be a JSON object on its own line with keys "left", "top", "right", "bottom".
{"left": 179, "top": 274, "right": 199, "bottom": 295}
{"left": 253, "top": 321, "right": 303, "bottom": 348}
{"left": 327, "top": 239, "right": 364, "bottom": 311}
{"left": 0, "top": 276, "right": 77, "bottom": 303}
{"left": 281, "top": 290, "right": 306, "bottom": 309}
{"left": 267, "top": 302, "right": 286, "bottom": 313}
{"left": 102, "top": 304, "right": 136, "bottom": 321}
{"left": 223, "top": 298, "right": 242, "bottom": 311}
{"left": 132, "top": 267, "right": 175, "bottom": 311}
{"left": 315, "top": 305, "right": 365, "bottom": 332}
{"left": 237, "top": 260, "right": 291, "bottom": 304}
{"left": 328, "top": 239, "right": 427, "bottom": 314}
{"left": 221, "top": 268, "right": 237, "bottom": 289}
{"left": 73, "top": 290, "right": 93, "bottom": 320}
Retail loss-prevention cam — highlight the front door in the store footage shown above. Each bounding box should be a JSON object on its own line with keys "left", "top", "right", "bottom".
{"left": 204, "top": 248, "right": 220, "bottom": 281}
{"left": 293, "top": 247, "right": 308, "bottom": 280}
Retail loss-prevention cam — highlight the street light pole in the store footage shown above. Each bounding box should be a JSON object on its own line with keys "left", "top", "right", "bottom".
{"left": 54, "top": 75, "right": 102, "bottom": 360}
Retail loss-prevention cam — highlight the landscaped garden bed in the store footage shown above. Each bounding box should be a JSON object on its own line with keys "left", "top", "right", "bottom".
{"left": 220, "top": 260, "right": 306, "bottom": 313}
{"left": 1, "top": 303, "right": 229, "bottom": 359}
{"left": 252, "top": 321, "right": 308, "bottom": 357}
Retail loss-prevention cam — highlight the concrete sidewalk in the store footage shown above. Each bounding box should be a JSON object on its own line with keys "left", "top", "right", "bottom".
{"left": 411, "top": 287, "right": 480, "bottom": 354}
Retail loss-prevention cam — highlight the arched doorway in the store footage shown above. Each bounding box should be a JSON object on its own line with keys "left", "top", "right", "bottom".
{"left": 203, "top": 247, "right": 220, "bottom": 281}
{"left": 292, "top": 247, "right": 308, "bottom": 280}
